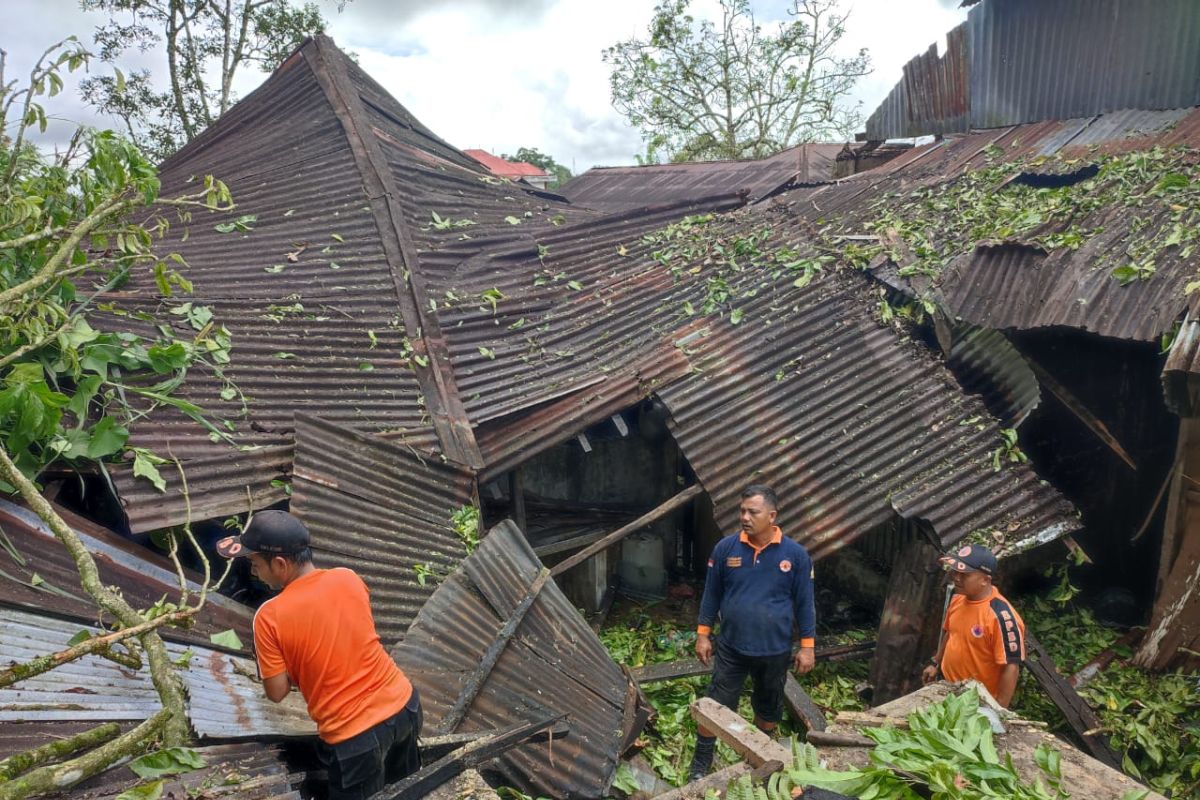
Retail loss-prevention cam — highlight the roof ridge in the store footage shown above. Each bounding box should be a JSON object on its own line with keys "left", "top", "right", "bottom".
{"left": 303, "top": 35, "right": 483, "bottom": 468}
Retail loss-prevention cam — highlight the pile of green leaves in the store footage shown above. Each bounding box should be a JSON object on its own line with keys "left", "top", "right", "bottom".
{"left": 1014, "top": 596, "right": 1200, "bottom": 798}
{"left": 781, "top": 691, "right": 1076, "bottom": 800}
{"left": 860, "top": 146, "right": 1200, "bottom": 290}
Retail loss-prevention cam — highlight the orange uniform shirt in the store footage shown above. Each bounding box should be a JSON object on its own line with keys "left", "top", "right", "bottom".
{"left": 253, "top": 567, "right": 413, "bottom": 744}
{"left": 940, "top": 586, "right": 1025, "bottom": 700}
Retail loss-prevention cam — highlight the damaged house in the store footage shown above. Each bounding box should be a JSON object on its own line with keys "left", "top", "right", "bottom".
{"left": 3, "top": 0, "right": 1200, "bottom": 796}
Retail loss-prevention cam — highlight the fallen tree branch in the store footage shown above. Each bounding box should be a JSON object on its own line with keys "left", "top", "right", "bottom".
{"left": 0, "top": 722, "right": 120, "bottom": 782}
{"left": 0, "top": 609, "right": 197, "bottom": 689}
{"left": 0, "top": 710, "right": 168, "bottom": 800}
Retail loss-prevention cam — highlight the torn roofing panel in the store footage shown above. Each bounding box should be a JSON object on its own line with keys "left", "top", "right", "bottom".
{"left": 289, "top": 414, "right": 476, "bottom": 646}
{"left": 946, "top": 324, "right": 1041, "bottom": 427}
{"left": 653, "top": 224, "right": 1078, "bottom": 559}
{"left": 560, "top": 143, "right": 846, "bottom": 212}
{"left": 393, "top": 521, "right": 637, "bottom": 799}
{"left": 50, "top": 743, "right": 301, "bottom": 800}
{"left": 0, "top": 607, "right": 314, "bottom": 738}
{"left": 866, "top": 0, "right": 1200, "bottom": 139}
{"left": 0, "top": 499, "right": 252, "bottom": 646}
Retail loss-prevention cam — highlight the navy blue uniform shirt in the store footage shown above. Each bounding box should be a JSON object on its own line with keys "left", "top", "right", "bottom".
{"left": 697, "top": 528, "right": 816, "bottom": 657}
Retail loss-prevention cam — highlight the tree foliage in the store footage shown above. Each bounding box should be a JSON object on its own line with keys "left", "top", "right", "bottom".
{"left": 604, "top": 0, "right": 871, "bottom": 163}
{"left": 500, "top": 146, "right": 572, "bottom": 188}
{"left": 79, "top": 0, "right": 337, "bottom": 161}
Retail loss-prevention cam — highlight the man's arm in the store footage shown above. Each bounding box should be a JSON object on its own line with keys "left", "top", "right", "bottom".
{"left": 695, "top": 542, "right": 725, "bottom": 666}
{"left": 922, "top": 635, "right": 949, "bottom": 685}
{"left": 263, "top": 672, "right": 291, "bottom": 703}
{"left": 994, "top": 663, "right": 1019, "bottom": 707}
{"left": 792, "top": 551, "right": 816, "bottom": 673}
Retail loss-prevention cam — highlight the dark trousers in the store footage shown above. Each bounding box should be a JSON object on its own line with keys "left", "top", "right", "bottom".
{"left": 318, "top": 691, "right": 423, "bottom": 800}
{"left": 705, "top": 638, "right": 791, "bottom": 724}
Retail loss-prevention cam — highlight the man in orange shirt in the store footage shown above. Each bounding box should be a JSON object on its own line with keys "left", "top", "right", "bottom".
{"left": 922, "top": 543, "right": 1025, "bottom": 707}
{"left": 218, "top": 510, "right": 421, "bottom": 799}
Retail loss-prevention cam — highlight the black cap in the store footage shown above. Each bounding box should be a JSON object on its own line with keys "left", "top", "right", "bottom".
{"left": 216, "top": 510, "right": 310, "bottom": 558}
{"left": 940, "top": 543, "right": 997, "bottom": 575}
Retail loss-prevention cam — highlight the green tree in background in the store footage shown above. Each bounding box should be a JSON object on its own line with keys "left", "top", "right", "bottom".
{"left": 502, "top": 146, "right": 573, "bottom": 189}
{"left": 604, "top": 0, "right": 871, "bottom": 163}
{"left": 79, "top": 0, "right": 344, "bottom": 161}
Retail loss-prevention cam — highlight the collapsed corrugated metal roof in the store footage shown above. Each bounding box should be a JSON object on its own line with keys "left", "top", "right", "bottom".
{"left": 560, "top": 143, "right": 848, "bottom": 213}
{"left": 0, "top": 499, "right": 253, "bottom": 647}
{"left": 0, "top": 608, "right": 314, "bottom": 740}
{"left": 776, "top": 107, "right": 1200, "bottom": 343}
{"left": 289, "top": 413, "right": 477, "bottom": 645}
{"left": 393, "top": 520, "right": 642, "bottom": 799}
{"left": 866, "top": 0, "right": 1200, "bottom": 139}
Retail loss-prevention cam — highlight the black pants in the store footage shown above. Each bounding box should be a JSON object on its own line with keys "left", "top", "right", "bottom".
{"left": 706, "top": 638, "right": 791, "bottom": 724}
{"left": 318, "top": 690, "right": 423, "bottom": 800}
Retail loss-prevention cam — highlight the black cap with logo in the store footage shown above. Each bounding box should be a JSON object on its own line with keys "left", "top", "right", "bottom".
{"left": 939, "top": 543, "right": 998, "bottom": 575}
{"left": 216, "top": 510, "right": 310, "bottom": 559}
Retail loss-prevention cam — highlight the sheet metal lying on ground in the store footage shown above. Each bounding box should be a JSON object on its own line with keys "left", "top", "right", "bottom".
{"left": 779, "top": 106, "right": 1200, "bottom": 343}
{"left": 51, "top": 743, "right": 301, "bottom": 800}
{"left": 0, "top": 608, "right": 315, "bottom": 738}
{"left": 560, "top": 143, "right": 846, "bottom": 212}
{"left": 393, "top": 521, "right": 638, "bottom": 799}
{"left": 0, "top": 498, "right": 252, "bottom": 646}
{"left": 289, "top": 413, "right": 476, "bottom": 646}
{"left": 866, "top": 0, "right": 1200, "bottom": 139}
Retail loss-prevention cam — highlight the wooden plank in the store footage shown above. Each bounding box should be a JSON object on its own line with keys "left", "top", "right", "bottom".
{"left": 868, "top": 532, "right": 944, "bottom": 705}
{"left": 419, "top": 722, "right": 569, "bottom": 762}
{"left": 1027, "top": 358, "right": 1137, "bottom": 470}
{"left": 435, "top": 568, "right": 552, "bottom": 734}
{"left": 377, "top": 715, "right": 563, "bottom": 800}
{"left": 691, "top": 697, "right": 792, "bottom": 767}
{"left": 534, "top": 529, "right": 610, "bottom": 558}
{"left": 550, "top": 484, "right": 703, "bottom": 577}
{"left": 650, "top": 763, "right": 751, "bottom": 800}
{"left": 806, "top": 731, "right": 874, "bottom": 747}
{"left": 784, "top": 673, "right": 827, "bottom": 732}
{"left": 632, "top": 642, "right": 876, "bottom": 685}
{"left": 1023, "top": 632, "right": 1123, "bottom": 769}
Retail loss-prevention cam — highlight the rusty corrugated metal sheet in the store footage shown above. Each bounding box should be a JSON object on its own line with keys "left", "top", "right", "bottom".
{"left": 0, "top": 608, "right": 314, "bottom": 738}
{"left": 0, "top": 499, "right": 253, "bottom": 646}
{"left": 946, "top": 324, "right": 1041, "bottom": 427}
{"left": 393, "top": 520, "right": 637, "bottom": 799}
{"left": 866, "top": 0, "right": 1200, "bottom": 140}
{"left": 1162, "top": 306, "right": 1200, "bottom": 415}
{"left": 289, "top": 414, "right": 477, "bottom": 646}
{"left": 53, "top": 743, "right": 300, "bottom": 800}
{"left": 655, "top": 251, "right": 1079, "bottom": 559}
{"left": 560, "top": 143, "right": 846, "bottom": 213}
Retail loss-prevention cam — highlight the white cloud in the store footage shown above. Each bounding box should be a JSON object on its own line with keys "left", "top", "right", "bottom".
{"left": 4, "top": 0, "right": 970, "bottom": 169}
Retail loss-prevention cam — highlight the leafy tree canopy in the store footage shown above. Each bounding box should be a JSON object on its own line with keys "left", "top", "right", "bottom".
{"left": 501, "top": 146, "right": 573, "bottom": 189}
{"left": 604, "top": 0, "right": 871, "bottom": 163}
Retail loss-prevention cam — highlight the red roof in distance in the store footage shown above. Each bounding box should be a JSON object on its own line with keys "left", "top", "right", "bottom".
{"left": 464, "top": 148, "right": 548, "bottom": 179}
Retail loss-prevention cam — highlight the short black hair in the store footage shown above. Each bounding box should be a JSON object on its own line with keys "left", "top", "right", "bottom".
{"left": 279, "top": 547, "right": 313, "bottom": 566}
{"left": 741, "top": 484, "right": 778, "bottom": 510}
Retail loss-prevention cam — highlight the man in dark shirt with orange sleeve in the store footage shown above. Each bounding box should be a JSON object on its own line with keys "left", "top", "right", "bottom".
{"left": 688, "top": 485, "right": 816, "bottom": 782}
{"left": 218, "top": 510, "right": 422, "bottom": 799}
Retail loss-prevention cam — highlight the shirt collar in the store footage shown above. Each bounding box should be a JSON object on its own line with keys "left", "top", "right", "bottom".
{"left": 739, "top": 526, "right": 783, "bottom": 550}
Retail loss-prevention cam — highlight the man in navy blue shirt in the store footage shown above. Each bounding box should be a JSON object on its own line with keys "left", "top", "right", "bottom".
{"left": 688, "top": 484, "right": 816, "bottom": 781}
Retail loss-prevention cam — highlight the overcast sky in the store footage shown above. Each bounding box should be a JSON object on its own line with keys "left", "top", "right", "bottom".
{"left": 3, "top": 0, "right": 967, "bottom": 172}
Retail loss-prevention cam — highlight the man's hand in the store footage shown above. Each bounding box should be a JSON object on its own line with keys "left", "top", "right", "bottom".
{"left": 695, "top": 633, "right": 713, "bottom": 666}
{"left": 793, "top": 646, "right": 815, "bottom": 674}
{"left": 921, "top": 664, "right": 938, "bottom": 685}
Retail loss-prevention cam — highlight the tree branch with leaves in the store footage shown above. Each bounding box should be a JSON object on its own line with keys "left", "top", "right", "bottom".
{"left": 603, "top": 0, "right": 871, "bottom": 163}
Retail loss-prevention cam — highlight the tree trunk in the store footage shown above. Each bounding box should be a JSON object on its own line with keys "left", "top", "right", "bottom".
{"left": 0, "top": 723, "right": 119, "bottom": 782}
{"left": 869, "top": 533, "right": 945, "bottom": 705}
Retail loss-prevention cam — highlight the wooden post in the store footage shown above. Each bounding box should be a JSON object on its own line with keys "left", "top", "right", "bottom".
{"left": 550, "top": 484, "right": 702, "bottom": 577}
{"left": 691, "top": 697, "right": 792, "bottom": 767}
{"left": 784, "top": 674, "right": 827, "bottom": 733}
{"left": 508, "top": 468, "right": 527, "bottom": 532}
{"left": 868, "top": 533, "right": 945, "bottom": 705}
{"left": 435, "top": 568, "right": 551, "bottom": 734}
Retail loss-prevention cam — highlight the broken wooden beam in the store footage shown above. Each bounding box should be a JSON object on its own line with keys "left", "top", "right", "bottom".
{"left": 435, "top": 567, "right": 552, "bottom": 734}
{"left": 1069, "top": 629, "right": 1142, "bottom": 688}
{"left": 784, "top": 673, "right": 827, "bottom": 732}
{"left": 869, "top": 533, "right": 945, "bottom": 705}
{"left": 1026, "top": 358, "right": 1137, "bottom": 470}
{"left": 691, "top": 697, "right": 792, "bottom": 767}
{"left": 377, "top": 715, "right": 564, "bottom": 800}
{"left": 1023, "top": 631, "right": 1123, "bottom": 769}
{"left": 419, "top": 721, "right": 569, "bottom": 762}
{"left": 550, "top": 484, "right": 703, "bottom": 577}
{"left": 631, "top": 641, "right": 875, "bottom": 685}
{"left": 805, "top": 730, "right": 874, "bottom": 748}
